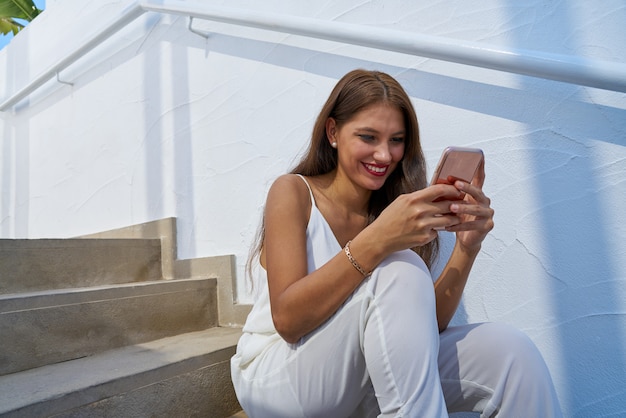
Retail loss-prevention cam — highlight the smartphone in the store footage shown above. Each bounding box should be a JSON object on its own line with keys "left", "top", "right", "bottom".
{"left": 430, "top": 147, "right": 484, "bottom": 186}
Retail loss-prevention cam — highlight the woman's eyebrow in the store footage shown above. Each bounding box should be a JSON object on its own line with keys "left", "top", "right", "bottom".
{"left": 355, "top": 126, "right": 405, "bottom": 135}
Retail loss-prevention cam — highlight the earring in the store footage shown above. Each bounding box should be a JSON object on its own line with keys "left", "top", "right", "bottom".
{"left": 331, "top": 142, "right": 337, "bottom": 148}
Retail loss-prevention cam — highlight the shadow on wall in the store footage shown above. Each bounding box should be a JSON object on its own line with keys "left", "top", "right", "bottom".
{"left": 501, "top": 2, "right": 626, "bottom": 417}
{"left": 1, "top": 36, "right": 30, "bottom": 238}
{"left": 140, "top": 15, "right": 197, "bottom": 259}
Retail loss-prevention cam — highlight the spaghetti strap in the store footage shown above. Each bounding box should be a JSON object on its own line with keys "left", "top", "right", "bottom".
{"left": 296, "top": 174, "right": 316, "bottom": 206}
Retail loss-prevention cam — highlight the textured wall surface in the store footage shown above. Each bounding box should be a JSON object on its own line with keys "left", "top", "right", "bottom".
{"left": 1, "top": 0, "right": 625, "bottom": 416}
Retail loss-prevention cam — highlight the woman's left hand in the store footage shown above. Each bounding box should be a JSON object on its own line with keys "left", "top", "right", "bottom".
{"left": 445, "top": 161, "right": 494, "bottom": 252}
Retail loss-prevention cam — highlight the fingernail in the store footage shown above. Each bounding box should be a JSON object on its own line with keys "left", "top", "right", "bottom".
{"left": 450, "top": 204, "right": 459, "bottom": 212}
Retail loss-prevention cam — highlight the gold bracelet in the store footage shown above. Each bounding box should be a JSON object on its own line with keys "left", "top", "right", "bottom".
{"left": 344, "top": 240, "right": 371, "bottom": 277}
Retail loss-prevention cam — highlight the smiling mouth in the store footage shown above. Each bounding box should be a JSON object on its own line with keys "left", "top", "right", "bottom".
{"left": 363, "top": 163, "right": 388, "bottom": 176}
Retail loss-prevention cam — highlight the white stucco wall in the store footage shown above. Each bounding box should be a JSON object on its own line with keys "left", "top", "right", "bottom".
{"left": 1, "top": 0, "right": 625, "bottom": 416}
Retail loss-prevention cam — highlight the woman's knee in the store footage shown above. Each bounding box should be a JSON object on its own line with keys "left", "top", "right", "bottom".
{"left": 456, "top": 323, "right": 540, "bottom": 357}
{"left": 440, "top": 322, "right": 560, "bottom": 415}
{"left": 478, "top": 323, "right": 544, "bottom": 363}
{"left": 368, "top": 250, "right": 434, "bottom": 300}
{"left": 377, "top": 249, "right": 430, "bottom": 274}
{"left": 449, "top": 322, "right": 553, "bottom": 384}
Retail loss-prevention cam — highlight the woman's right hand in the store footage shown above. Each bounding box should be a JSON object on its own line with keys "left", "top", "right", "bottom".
{"left": 364, "top": 184, "right": 464, "bottom": 253}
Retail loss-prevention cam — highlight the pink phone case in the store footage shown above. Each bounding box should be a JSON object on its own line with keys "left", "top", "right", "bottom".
{"left": 430, "top": 147, "right": 484, "bottom": 186}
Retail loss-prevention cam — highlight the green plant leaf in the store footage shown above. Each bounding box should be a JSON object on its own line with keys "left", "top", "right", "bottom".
{"left": 0, "top": 16, "right": 23, "bottom": 35}
{"left": 0, "top": 0, "right": 41, "bottom": 22}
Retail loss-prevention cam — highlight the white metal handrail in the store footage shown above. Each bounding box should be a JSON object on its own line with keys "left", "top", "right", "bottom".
{"left": 2, "top": 0, "right": 625, "bottom": 111}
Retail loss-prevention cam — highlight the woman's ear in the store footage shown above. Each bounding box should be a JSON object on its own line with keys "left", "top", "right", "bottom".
{"left": 326, "top": 117, "right": 337, "bottom": 147}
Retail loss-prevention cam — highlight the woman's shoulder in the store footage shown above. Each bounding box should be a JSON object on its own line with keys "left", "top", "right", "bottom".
{"left": 266, "top": 174, "right": 312, "bottom": 212}
{"left": 264, "top": 174, "right": 314, "bottom": 238}
{"left": 272, "top": 173, "right": 305, "bottom": 186}
{"left": 270, "top": 173, "right": 307, "bottom": 194}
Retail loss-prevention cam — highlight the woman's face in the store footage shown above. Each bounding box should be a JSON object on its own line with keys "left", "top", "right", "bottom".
{"left": 329, "top": 103, "right": 406, "bottom": 191}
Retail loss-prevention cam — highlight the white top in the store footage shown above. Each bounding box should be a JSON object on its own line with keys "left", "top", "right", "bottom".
{"left": 233, "top": 174, "right": 341, "bottom": 368}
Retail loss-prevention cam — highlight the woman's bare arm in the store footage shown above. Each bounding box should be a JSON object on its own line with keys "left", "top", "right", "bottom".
{"left": 264, "top": 175, "right": 378, "bottom": 343}
{"left": 433, "top": 165, "right": 494, "bottom": 332}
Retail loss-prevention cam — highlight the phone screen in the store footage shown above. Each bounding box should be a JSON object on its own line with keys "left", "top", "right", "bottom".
{"left": 430, "top": 147, "right": 483, "bottom": 186}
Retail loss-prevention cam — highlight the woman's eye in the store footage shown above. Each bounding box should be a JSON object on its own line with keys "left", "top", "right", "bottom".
{"left": 358, "top": 134, "right": 375, "bottom": 141}
{"left": 391, "top": 137, "right": 405, "bottom": 143}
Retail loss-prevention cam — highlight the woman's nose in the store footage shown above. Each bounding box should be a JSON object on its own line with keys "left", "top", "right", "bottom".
{"left": 374, "top": 142, "right": 391, "bottom": 163}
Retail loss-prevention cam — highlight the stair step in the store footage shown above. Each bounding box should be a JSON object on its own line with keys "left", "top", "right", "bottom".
{"left": 0, "top": 327, "right": 242, "bottom": 418}
{"left": 0, "top": 278, "right": 217, "bottom": 376}
{"left": 0, "top": 238, "right": 163, "bottom": 294}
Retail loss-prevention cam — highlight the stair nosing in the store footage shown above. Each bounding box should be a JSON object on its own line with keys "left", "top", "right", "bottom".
{"left": 0, "top": 277, "right": 217, "bottom": 313}
{"left": 0, "top": 326, "right": 242, "bottom": 415}
{"left": 0, "top": 238, "right": 162, "bottom": 248}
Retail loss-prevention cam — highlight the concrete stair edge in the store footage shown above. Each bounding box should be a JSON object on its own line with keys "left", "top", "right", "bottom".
{"left": 79, "top": 217, "right": 252, "bottom": 327}
{"left": 0, "top": 327, "right": 243, "bottom": 417}
{"left": 0, "top": 276, "right": 216, "bottom": 312}
{"left": 0, "top": 277, "right": 219, "bottom": 376}
{"left": 0, "top": 238, "right": 163, "bottom": 294}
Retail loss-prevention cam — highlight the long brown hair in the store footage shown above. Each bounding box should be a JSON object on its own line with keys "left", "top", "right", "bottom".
{"left": 248, "top": 69, "right": 438, "bottom": 281}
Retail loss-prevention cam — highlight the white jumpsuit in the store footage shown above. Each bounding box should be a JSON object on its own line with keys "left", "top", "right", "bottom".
{"left": 231, "top": 175, "right": 562, "bottom": 418}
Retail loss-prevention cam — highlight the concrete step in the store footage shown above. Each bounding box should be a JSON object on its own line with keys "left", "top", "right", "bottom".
{"left": 0, "top": 278, "right": 218, "bottom": 376}
{"left": 76, "top": 218, "right": 252, "bottom": 328}
{"left": 0, "top": 327, "right": 243, "bottom": 418}
{"left": 0, "top": 238, "right": 163, "bottom": 294}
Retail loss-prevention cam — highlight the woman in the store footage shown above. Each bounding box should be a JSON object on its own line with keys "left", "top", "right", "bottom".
{"left": 231, "top": 69, "right": 562, "bottom": 417}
